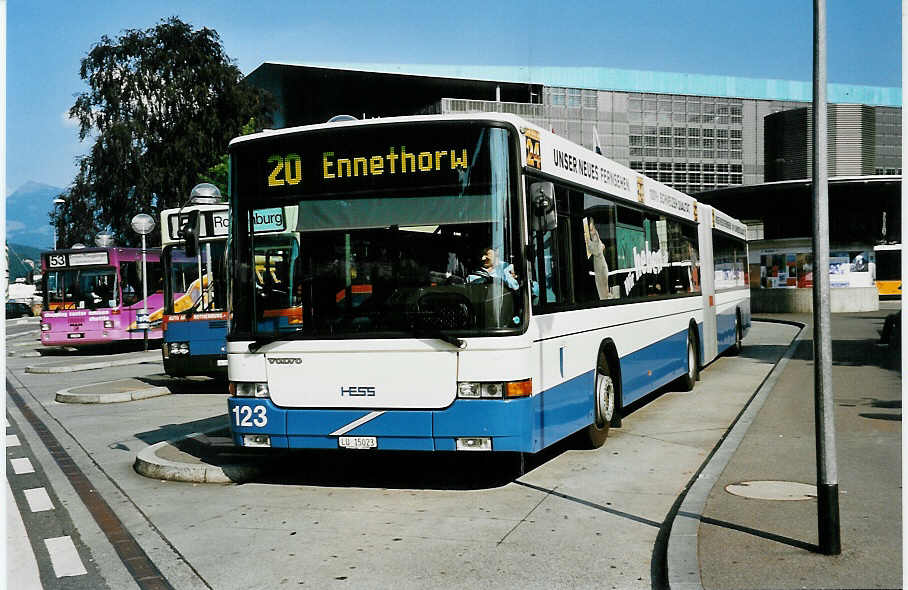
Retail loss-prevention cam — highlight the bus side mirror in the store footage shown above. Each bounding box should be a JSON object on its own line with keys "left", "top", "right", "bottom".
{"left": 530, "top": 182, "right": 557, "bottom": 232}
{"left": 180, "top": 211, "right": 200, "bottom": 258}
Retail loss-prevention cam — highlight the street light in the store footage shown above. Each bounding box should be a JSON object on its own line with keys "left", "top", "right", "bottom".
{"left": 130, "top": 213, "right": 156, "bottom": 351}
{"left": 53, "top": 198, "right": 65, "bottom": 250}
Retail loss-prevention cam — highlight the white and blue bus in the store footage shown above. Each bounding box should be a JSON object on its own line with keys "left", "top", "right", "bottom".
{"left": 225, "top": 114, "right": 750, "bottom": 452}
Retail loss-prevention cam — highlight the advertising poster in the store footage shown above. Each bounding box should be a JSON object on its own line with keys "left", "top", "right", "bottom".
{"left": 829, "top": 252, "right": 850, "bottom": 288}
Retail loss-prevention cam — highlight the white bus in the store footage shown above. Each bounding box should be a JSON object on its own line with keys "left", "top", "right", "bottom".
{"left": 225, "top": 113, "right": 750, "bottom": 452}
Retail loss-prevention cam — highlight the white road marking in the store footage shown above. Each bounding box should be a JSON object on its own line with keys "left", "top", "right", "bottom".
{"left": 329, "top": 411, "right": 386, "bottom": 436}
{"left": 7, "top": 482, "right": 42, "bottom": 589}
{"left": 24, "top": 487, "right": 54, "bottom": 512}
{"left": 7, "top": 434, "right": 21, "bottom": 447}
{"left": 44, "top": 536, "right": 88, "bottom": 577}
{"left": 10, "top": 457, "right": 35, "bottom": 474}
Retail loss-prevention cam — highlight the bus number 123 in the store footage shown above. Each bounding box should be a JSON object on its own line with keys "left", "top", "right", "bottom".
{"left": 232, "top": 405, "right": 268, "bottom": 427}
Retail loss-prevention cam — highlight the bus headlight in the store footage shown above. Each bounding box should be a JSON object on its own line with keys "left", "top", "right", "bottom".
{"left": 456, "top": 380, "right": 531, "bottom": 399}
{"left": 229, "top": 382, "right": 270, "bottom": 398}
{"left": 103, "top": 320, "right": 114, "bottom": 328}
{"left": 41, "top": 323, "right": 50, "bottom": 331}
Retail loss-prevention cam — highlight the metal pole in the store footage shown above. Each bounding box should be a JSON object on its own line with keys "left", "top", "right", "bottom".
{"left": 142, "top": 233, "right": 149, "bottom": 352}
{"left": 812, "top": 0, "right": 840, "bottom": 555}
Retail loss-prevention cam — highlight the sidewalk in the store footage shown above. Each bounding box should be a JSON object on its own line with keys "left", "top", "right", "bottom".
{"left": 695, "top": 307, "right": 901, "bottom": 589}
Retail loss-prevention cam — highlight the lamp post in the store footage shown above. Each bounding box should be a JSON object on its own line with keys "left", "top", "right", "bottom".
{"left": 53, "top": 198, "right": 65, "bottom": 249}
{"left": 130, "top": 213, "right": 156, "bottom": 351}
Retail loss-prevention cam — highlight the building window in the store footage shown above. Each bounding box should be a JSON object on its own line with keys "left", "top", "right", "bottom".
{"left": 703, "top": 128, "right": 715, "bottom": 138}
{"left": 629, "top": 99, "right": 642, "bottom": 111}
{"left": 645, "top": 136, "right": 658, "bottom": 147}
{"left": 645, "top": 162, "right": 658, "bottom": 171}
{"left": 645, "top": 148, "right": 658, "bottom": 156}
{"left": 644, "top": 100, "right": 657, "bottom": 110}
{"left": 731, "top": 174, "right": 743, "bottom": 184}
{"left": 688, "top": 138, "right": 700, "bottom": 148}
{"left": 659, "top": 172, "right": 672, "bottom": 182}
{"left": 688, "top": 128, "right": 700, "bottom": 137}
{"left": 688, "top": 149, "right": 700, "bottom": 158}
{"left": 730, "top": 164, "right": 742, "bottom": 173}
{"left": 704, "top": 174, "right": 715, "bottom": 183}
{"left": 674, "top": 137, "right": 686, "bottom": 148}
{"left": 660, "top": 126, "right": 672, "bottom": 135}
{"left": 689, "top": 163, "right": 701, "bottom": 172}
{"left": 674, "top": 173, "right": 687, "bottom": 183}
{"left": 630, "top": 147, "right": 644, "bottom": 156}
{"left": 717, "top": 129, "right": 728, "bottom": 138}
{"left": 717, "top": 139, "right": 729, "bottom": 150}
{"left": 703, "top": 138, "right": 715, "bottom": 148}
{"left": 660, "top": 148, "right": 674, "bottom": 157}
{"left": 702, "top": 150, "right": 715, "bottom": 159}
{"left": 630, "top": 135, "right": 643, "bottom": 146}
{"left": 674, "top": 163, "right": 687, "bottom": 171}
{"left": 730, "top": 150, "right": 742, "bottom": 159}
{"left": 660, "top": 162, "right": 672, "bottom": 171}
{"left": 703, "top": 164, "right": 715, "bottom": 172}
{"left": 630, "top": 161, "right": 643, "bottom": 171}
{"left": 659, "top": 136, "right": 672, "bottom": 147}
{"left": 717, "top": 174, "right": 729, "bottom": 184}
{"left": 674, "top": 127, "right": 686, "bottom": 136}
{"left": 730, "top": 129, "right": 742, "bottom": 139}
{"left": 689, "top": 173, "right": 701, "bottom": 183}
{"left": 730, "top": 139, "right": 742, "bottom": 150}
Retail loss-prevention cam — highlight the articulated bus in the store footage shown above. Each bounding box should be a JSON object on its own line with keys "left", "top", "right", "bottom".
{"left": 160, "top": 185, "right": 293, "bottom": 376}
{"left": 40, "top": 246, "right": 166, "bottom": 346}
{"left": 225, "top": 113, "right": 750, "bottom": 453}
{"left": 874, "top": 244, "right": 901, "bottom": 298}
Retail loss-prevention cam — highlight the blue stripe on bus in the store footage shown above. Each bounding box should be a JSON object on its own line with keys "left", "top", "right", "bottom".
{"left": 227, "top": 325, "right": 699, "bottom": 452}
{"left": 620, "top": 327, "right": 690, "bottom": 405}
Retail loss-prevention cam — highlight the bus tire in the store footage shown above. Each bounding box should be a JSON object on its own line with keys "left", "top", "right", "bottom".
{"left": 729, "top": 312, "right": 744, "bottom": 356}
{"left": 584, "top": 356, "right": 615, "bottom": 448}
{"left": 681, "top": 329, "right": 699, "bottom": 391}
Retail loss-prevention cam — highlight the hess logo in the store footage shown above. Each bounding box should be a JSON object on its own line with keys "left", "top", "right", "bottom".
{"left": 267, "top": 357, "right": 302, "bottom": 365}
{"left": 341, "top": 386, "right": 376, "bottom": 397}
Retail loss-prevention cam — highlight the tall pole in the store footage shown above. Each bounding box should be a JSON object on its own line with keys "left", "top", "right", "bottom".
{"left": 141, "top": 233, "right": 149, "bottom": 352}
{"left": 812, "top": 0, "right": 840, "bottom": 556}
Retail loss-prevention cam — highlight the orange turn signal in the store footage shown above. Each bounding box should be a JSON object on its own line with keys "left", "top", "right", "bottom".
{"left": 505, "top": 379, "right": 532, "bottom": 398}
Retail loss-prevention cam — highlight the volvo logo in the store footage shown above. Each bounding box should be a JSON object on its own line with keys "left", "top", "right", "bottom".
{"left": 267, "top": 357, "right": 302, "bottom": 365}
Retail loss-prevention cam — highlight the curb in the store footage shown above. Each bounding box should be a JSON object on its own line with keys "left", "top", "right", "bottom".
{"left": 26, "top": 355, "right": 161, "bottom": 374}
{"left": 55, "top": 382, "right": 171, "bottom": 404}
{"left": 666, "top": 319, "right": 806, "bottom": 590}
{"left": 133, "top": 432, "right": 268, "bottom": 484}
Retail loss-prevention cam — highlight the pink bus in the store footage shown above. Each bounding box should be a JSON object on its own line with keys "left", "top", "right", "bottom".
{"left": 40, "top": 247, "right": 169, "bottom": 346}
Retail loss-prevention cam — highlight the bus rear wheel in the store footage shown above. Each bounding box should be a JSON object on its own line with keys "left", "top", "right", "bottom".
{"left": 730, "top": 314, "right": 743, "bottom": 355}
{"left": 584, "top": 360, "right": 615, "bottom": 448}
{"left": 680, "top": 330, "right": 699, "bottom": 391}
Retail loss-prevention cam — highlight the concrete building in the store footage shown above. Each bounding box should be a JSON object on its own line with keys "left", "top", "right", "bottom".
{"left": 765, "top": 104, "right": 901, "bottom": 180}
{"left": 244, "top": 62, "right": 901, "bottom": 194}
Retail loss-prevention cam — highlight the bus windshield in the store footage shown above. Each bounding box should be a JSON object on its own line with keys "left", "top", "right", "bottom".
{"left": 44, "top": 267, "right": 118, "bottom": 310}
{"left": 164, "top": 242, "right": 227, "bottom": 314}
{"left": 231, "top": 122, "right": 524, "bottom": 339}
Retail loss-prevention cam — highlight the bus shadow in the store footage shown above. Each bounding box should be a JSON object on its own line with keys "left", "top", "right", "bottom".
{"left": 38, "top": 340, "right": 161, "bottom": 357}
{"left": 248, "top": 435, "right": 577, "bottom": 491}
{"left": 133, "top": 414, "right": 229, "bottom": 446}
{"left": 135, "top": 374, "right": 228, "bottom": 395}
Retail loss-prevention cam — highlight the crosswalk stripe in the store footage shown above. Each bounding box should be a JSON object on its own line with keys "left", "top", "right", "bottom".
{"left": 10, "top": 458, "right": 35, "bottom": 474}
{"left": 7, "top": 434, "right": 21, "bottom": 447}
{"left": 24, "top": 487, "right": 54, "bottom": 512}
{"left": 44, "top": 536, "right": 87, "bottom": 577}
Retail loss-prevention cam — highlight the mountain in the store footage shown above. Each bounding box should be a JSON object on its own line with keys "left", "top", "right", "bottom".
{"left": 6, "top": 181, "right": 65, "bottom": 250}
{"left": 7, "top": 242, "right": 44, "bottom": 282}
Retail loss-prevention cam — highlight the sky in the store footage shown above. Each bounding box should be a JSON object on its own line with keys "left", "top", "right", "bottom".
{"left": 5, "top": 0, "right": 902, "bottom": 195}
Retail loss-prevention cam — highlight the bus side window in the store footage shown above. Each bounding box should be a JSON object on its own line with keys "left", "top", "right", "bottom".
{"left": 528, "top": 183, "right": 574, "bottom": 309}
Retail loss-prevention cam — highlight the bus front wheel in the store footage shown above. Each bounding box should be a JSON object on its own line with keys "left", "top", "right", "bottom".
{"left": 584, "top": 359, "right": 615, "bottom": 448}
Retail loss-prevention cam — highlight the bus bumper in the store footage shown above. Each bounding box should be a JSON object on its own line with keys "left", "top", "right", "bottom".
{"left": 163, "top": 353, "right": 227, "bottom": 377}
{"left": 227, "top": 397, "right": 542, "bottom": 453}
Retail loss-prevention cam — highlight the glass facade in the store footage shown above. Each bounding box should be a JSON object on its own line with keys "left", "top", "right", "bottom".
{"left": 441, "top": 90, "right": 900, "bottom": 194}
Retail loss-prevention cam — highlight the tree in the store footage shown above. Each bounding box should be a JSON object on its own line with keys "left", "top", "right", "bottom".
{"left": 60, "top": 17, "right": 273, "bottom": 247}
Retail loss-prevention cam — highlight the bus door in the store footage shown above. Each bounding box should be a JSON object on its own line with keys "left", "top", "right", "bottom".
{"left": 697, "top": 205, "right": 718, "bottom": 364}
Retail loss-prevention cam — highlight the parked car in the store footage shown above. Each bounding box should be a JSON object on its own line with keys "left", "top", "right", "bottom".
{"left": 6, "top": 301, "right": 34, "bottom": 319}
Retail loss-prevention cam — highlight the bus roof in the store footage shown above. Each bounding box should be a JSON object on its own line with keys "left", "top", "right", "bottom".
{"left": 160, "top": 203, "right": 230, "bottom": 246}
{"left": 230, "top": 112, "right": 747, "bottom": 231}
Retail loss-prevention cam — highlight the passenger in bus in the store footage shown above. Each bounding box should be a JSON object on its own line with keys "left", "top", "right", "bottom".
{"left": 468, "top": 247, "right": 519, "bottom": 290}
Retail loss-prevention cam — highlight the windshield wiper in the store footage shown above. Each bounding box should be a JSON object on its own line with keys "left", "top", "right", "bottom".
{"left": 246, "top": 327, "right": 466, "bottom": 352}
{"left": 247, "top": 329, "right": 309, "bottom": 352}
{"left": 406, "top": 327, "right": 467, "bottom": 349}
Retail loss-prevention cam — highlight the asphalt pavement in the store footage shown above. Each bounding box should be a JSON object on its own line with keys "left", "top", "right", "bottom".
{"left": 694, "top": 304, "right": 901, "bottom": 590}
{"left": 6, "top": 307, "right": 901, "bottom": 589}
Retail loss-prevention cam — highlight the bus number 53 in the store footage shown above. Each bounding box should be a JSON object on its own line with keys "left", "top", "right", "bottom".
{"left": 232, "top": 405, "right": 268, "bottom": 427}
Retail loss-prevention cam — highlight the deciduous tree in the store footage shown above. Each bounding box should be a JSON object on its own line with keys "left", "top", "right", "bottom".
{"left": 58, "top": 17, "right": 273, "bottom": 246}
